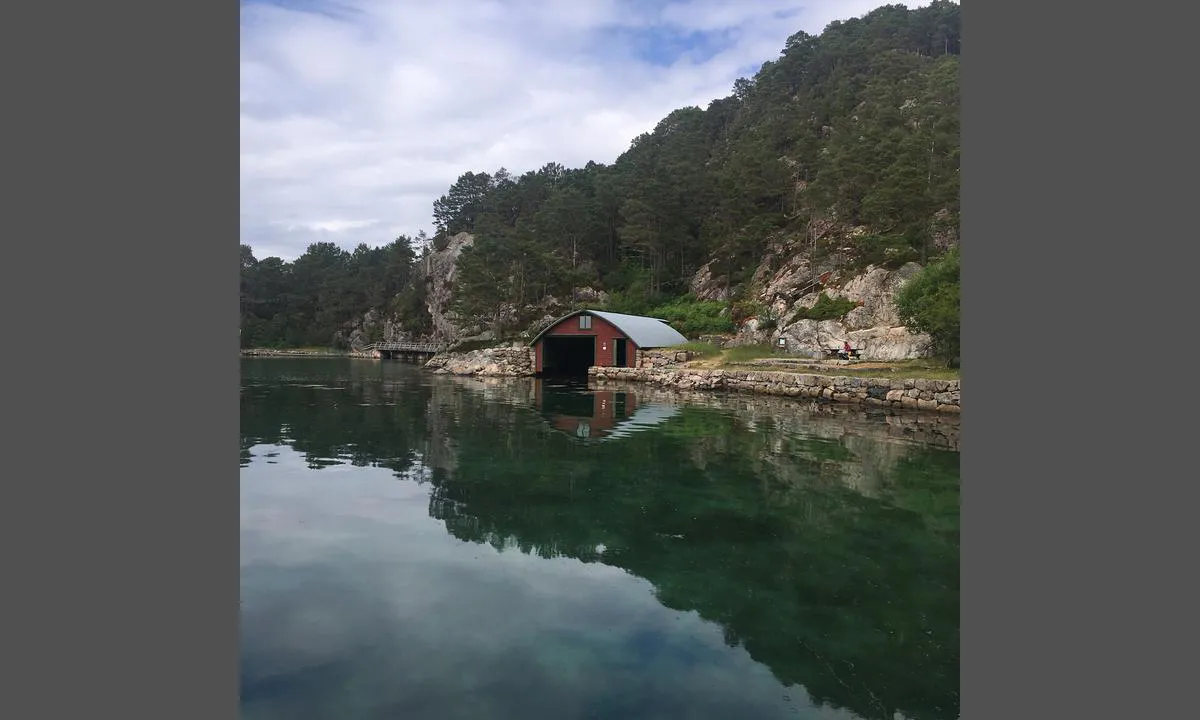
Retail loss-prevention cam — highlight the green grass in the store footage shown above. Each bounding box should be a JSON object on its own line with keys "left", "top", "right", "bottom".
{"left": 721, "top": 344, "right": 779, "bottom": 363}
{"left": 667, "top": 341, "right": 725, "bottom": 357}
{"left": 837, "top": 360, "right": 960, "bottom": 381}
{"left": 665, "top": 342, "right": 781, "bottom": 363}
{"left": 744, "top": 359, "right": 960, "bottom": 381}
{"left": 666, "top": 343, "right": 960, "bottom": 381}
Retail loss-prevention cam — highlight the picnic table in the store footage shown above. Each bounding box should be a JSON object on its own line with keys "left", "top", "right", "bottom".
{"left": 823, "top": 346, "right": 862, "bottom": 359}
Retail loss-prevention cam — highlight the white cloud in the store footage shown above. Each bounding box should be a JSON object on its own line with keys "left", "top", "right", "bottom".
{"left": 241, "top": 0, "right": 926, "bottom": 261}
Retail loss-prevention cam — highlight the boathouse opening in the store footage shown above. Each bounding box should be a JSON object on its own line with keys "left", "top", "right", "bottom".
{"left": 540, "top": 336, "right": 596, "bottom": 377}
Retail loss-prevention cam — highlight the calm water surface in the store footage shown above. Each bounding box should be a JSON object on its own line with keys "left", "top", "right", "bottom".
{"left": 240, "top": 359, "right": 960, "bottom": 720}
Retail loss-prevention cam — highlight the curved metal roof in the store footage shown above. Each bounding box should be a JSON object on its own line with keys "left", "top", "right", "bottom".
{"left": 528, "top": 309, "right": 689, "bottom": 348}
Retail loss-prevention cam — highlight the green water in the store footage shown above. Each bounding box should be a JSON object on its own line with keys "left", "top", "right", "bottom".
{"left": 240, "top": 358, "right": 960, "bottom": 720}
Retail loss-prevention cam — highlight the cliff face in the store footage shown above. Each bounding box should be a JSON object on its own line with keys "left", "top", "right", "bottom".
{"left": 738, "top": 263, "right": 931, "bottom": 360}
{"left": 335, "top": 308, "right": 425, "bottom": 349}
{"left": 339, "top": 231, "right": 491, "bottom": 349}
{"left": 773, "top": 263, "right": 932, "bottom": 361}
{"left": 347, "top": 222, "right": 940, "bottom": 360}
{"left": 694, "top": 224, "right": 939, "bottom": 360}
{"left": 420, "top": 232, "right": 612, "bottom": 347}
{"left": 424, "top": 231, "right": 476, "bottom": 343}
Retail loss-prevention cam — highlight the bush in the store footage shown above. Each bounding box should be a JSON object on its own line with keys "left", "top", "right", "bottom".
{"left": 646, "top": 296, "right": 736, "bottom": 338}
{"left": 727, "top": 297, "right": 779, "bottom": 331}
{"left": 895, "top": 249, "right": 960, "bottom": 366}
{"left": 389, "top": 285, "right": 433, "bottom": 333}
{"left": 730, "top": 300, "right": 761, "bottom": 325}
{"left": 855, "top": 233, "right": 922, "bottom": 270}
{"left": 792, "top": 292, "right": 857, "bottom": 321}
{"left": 606, "top": 290, "right": 654, "bottom": 316}
{"left": 757, "top": 306, "right": 779, "bottom": 331}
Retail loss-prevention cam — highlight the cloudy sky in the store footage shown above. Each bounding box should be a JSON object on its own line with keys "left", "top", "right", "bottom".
{"left": 241, "top": 0, "right": 925, "bottom": 261}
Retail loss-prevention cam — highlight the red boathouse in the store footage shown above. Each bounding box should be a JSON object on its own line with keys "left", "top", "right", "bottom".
{"left": 529, "top": 310, "right": 689, "bottom": 376}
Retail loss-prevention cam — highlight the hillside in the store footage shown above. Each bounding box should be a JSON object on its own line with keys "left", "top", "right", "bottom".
{"left": 240, "top": 1, "right": 960, "bottom": 363}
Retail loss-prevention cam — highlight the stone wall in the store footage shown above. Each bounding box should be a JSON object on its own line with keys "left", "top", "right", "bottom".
{"left": 425, "top": 345, "right": 536, "bottom": 377}
{"left": 634, "top": 349, "right": 694, "bottom": 368}
{"left": 590, "top": 366, "right": 960, "bottom": 413}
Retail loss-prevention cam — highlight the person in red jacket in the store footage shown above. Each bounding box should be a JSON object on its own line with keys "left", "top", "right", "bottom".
{"left": 839, "top": 340, "right": 852, "bottom": 360}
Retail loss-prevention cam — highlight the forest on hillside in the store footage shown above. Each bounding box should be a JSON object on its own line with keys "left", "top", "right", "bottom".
{"left": 240, "top": 1, "right": 960, "bottom": 351}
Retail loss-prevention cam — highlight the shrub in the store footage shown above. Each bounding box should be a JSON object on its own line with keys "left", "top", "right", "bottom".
{"left": 792, "top": 292, "right": 857, "bottom": 321}
{"left": 730, "top": 300, "right": 762, "bottom": 325}
{"left": 895, "top": 249, "right": 960, "bottom": 366}
{"left": 606, "top": 290, "right": 654, "bottom": 316}
{"left": 855, "top": 233, "right": 922, "bottom": 270}
{"left": 647, "top": 296, "right": 736, "bottom": 338}
{"left": 757, "top": 306, "right": 779, "bottom": 331}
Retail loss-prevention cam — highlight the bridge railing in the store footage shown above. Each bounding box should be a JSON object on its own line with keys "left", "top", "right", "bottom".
{"left": 362, "top": 342, "right": 446, "bottom": 353}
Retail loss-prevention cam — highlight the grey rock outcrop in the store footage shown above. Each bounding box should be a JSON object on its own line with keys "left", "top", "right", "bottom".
{"left": 703, "top": 254, "right": 933, "bottom": 359}
{"left": 425, "top": 344, "right": 535, "bottom": 377}
{"left": 689, "top": 260, "right": 731, "bottom": 301}
{"left": 338, "top": 308, "right": 428, "bottom": 350}
{"left": 424, "top": 232, "right": 476, "bottom": 343}
{"left": 768, "top": 262, "right": 932, "bottom": 359}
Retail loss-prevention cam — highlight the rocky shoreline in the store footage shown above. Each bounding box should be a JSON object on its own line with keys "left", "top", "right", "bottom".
{"left": 240, "top": 348, "right": 348, "bottom": 357}
{"left": 425, "top": 346, "right": 536, "bottom": 376}
{"left": 241, "top": 347, "right": 410, "bottom": 359}
{"left": 416, "top": 348, "right": 961, "bottom": 412}
{"left": 241, "top": 346, "right": 961, "bottom": 412}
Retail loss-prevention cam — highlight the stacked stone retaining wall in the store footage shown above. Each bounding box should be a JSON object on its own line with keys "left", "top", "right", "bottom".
{"left": 634, "top": 349, "right": 695, "bottom": 368}
{"left": 590, "top": 366, "right": 960, "bottom": 413}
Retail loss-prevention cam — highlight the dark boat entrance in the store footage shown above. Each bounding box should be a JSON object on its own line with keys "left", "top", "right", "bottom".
{"left": 540, "top": 336, "right": 596, "bottom": 377}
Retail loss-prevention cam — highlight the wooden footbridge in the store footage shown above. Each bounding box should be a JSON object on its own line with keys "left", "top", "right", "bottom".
{"left": 362, "top": 341, "right": 445, "bottom": 361}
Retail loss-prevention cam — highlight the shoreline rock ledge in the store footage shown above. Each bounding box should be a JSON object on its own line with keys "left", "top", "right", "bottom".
{"left": 424, "top": 346, "right": 536, "bottom": 377}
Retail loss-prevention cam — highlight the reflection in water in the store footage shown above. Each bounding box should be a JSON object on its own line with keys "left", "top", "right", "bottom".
{"left": 241, "top": 359, "right": 959, "bottom": 720}
{"left": 534, "top": 378, "right": 681, "bottom": 442}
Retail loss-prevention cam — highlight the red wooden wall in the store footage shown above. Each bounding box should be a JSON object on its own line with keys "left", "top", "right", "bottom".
{"left": 534, "top": 313, "right": 636, "bottom": 372}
